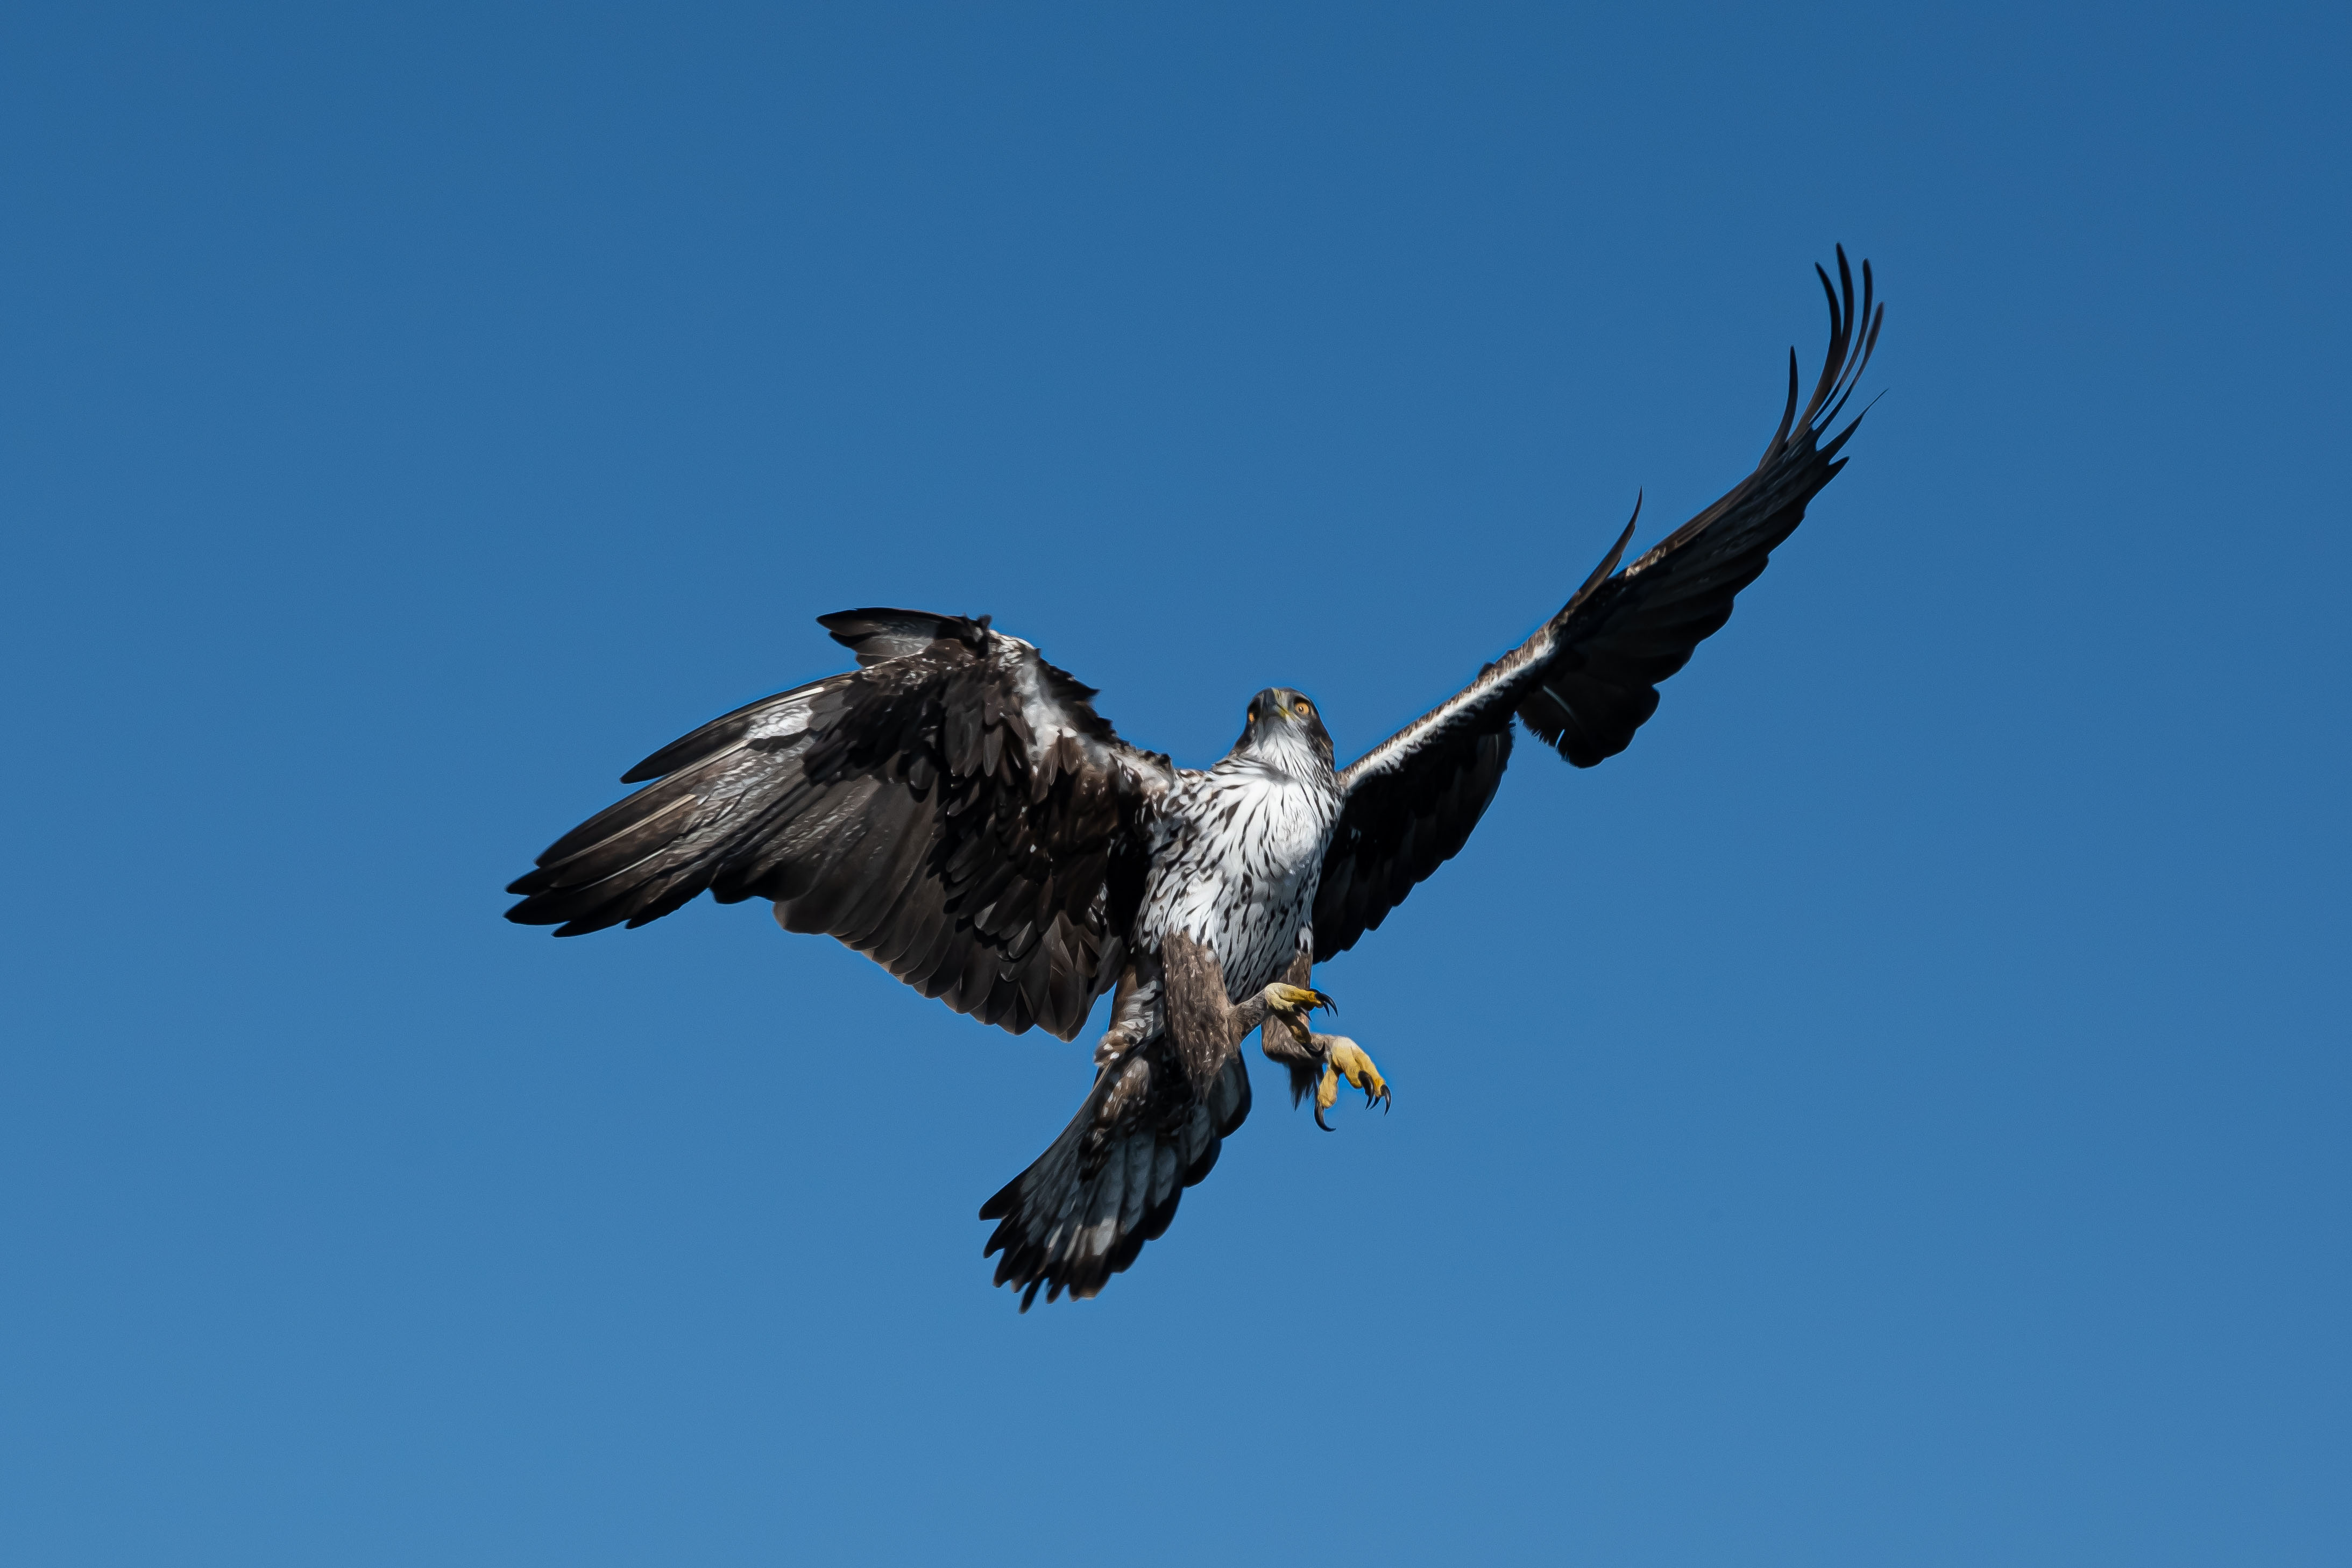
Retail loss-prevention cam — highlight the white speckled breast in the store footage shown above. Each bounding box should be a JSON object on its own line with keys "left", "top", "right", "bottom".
{"left": 1139, "top": 754, "right": 1341, "bottom": 999}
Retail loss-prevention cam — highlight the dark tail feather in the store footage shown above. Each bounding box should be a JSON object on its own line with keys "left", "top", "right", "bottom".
{"left": 980, "top": 1041, "right": 1250, "bottom": 1310}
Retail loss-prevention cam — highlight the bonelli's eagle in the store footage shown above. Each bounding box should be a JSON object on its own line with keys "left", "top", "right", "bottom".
{"left": 507, "top": 251, "right": 1883, "bottom": 1309}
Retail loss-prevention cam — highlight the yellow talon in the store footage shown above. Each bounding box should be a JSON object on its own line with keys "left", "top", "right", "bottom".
{"left": 1263, "top": 983, "right": 1334, "bottom": 1024}
{"left": 1326, "top": 1038, "right": 1388, "bottom": 1108}
{"left": 1311, "top": 1035, "right": 1389, "bottom": 1129}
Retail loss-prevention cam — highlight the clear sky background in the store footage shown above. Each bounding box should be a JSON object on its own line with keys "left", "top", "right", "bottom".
{"left": 4, "top": 3, "right": 2346, "bottom": 1564}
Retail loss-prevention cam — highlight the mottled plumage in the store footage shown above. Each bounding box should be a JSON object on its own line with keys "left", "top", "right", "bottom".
{"left": 506, "top": 250, "right": 1885, "bottom": 1308}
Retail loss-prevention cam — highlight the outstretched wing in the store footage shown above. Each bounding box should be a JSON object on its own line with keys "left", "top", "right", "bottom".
{"left": 1314, "top": 249, "right": 1883, "bottom": 960}
{"left": 505, "top": 610, "right": 1174, "bottom": 1040}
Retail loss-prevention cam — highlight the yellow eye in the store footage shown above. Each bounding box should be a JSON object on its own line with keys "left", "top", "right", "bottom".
{"left": 1294, "top": 701, "right": 1313, "bottom": 717}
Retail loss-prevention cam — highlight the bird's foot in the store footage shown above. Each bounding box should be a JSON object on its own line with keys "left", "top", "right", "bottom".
{"left": 1252, "top": 985, "right": 1383, "bottom": 1129}
{"left": 1313, "top": 1037, "right": 1390, "bottom": 1130}
{"left": 1260, "top": 983, "right": 1334, "bottom": 1031}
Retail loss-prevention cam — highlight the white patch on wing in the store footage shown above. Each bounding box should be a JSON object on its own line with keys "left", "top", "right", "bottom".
{"left": 993, "top": 632, "right": 1171, "bottom": 796}
{"left": 747, "top": 693, "right": 817, "bottom": 741}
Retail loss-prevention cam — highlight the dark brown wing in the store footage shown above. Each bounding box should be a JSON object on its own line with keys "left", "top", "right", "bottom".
{"left": 1315, "top": 249, "right": 1883, "bottom": 960}
{"left": 505, "top": 610, "right": 1175, "bottom": 1040}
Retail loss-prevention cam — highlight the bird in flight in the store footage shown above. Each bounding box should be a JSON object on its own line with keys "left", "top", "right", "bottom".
{"left": 506, "top": 250, "right": 1883, "bottom": 1309}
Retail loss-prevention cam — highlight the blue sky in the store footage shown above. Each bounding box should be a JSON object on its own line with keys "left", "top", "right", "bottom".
{"left": 3, "top": 3, "right": 2346, "bottom": 1563}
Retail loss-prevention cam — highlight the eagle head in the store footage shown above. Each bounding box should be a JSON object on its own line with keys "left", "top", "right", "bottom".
{"left": 1236, "top": 687, "right": 1335, "bottom": 770}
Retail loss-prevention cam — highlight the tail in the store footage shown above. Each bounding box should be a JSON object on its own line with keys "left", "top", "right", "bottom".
{"left": 979, "top": 1038, "right": 1251, "bottom": 1310}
